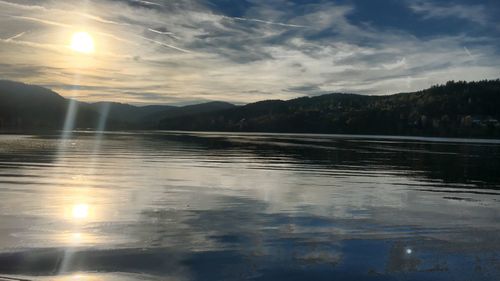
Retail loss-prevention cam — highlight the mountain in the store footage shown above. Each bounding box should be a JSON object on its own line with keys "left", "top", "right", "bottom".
{"left": 2, "top": 79, "right": 500, "bottom": 137}
{"left": 89, "top": 102, "right": 175, "bottom": 123}
{"left": 0, "top": 80, "right": 235, "bottom": 130}
{"left": 88, "top": 101, "right": 235, "bottom": 129}
{"left": 87, "top": 102, "right": 176, "bottom": 129}
{"left": 0, "top": 80, "right": 99, "bottom": 130}
{"left": 158, "top": 80, "right": 500, "bottom": 138}
{"left": 147, "top": 101, "right": 236, "bottom": 120}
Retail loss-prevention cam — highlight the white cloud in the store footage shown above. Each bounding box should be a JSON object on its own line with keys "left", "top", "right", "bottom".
{"left": 410, "top": 1, "right": 488, "bottom": 25}
{"left": 0, "top": 0, "right": 498, "bottom": 105}
{"left": 382, "top": 58, "right": 407, "bottom": 70}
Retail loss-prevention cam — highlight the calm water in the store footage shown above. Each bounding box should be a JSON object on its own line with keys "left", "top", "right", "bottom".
{"left": 0, "top": 132, "right": 499, "bottom": 281}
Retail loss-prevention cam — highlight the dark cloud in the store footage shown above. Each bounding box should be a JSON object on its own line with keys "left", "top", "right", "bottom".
{"left": 286, "top": 84, "right": 322, "bottom": 94}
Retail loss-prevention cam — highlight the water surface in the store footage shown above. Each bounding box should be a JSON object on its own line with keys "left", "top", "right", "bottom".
{"left": 0, "top": 132, "right": 499, "bottom": 280}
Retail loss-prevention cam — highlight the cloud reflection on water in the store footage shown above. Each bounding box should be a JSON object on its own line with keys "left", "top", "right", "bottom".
{"left": 0, "top": 132, "right": 499, "bottom": 280}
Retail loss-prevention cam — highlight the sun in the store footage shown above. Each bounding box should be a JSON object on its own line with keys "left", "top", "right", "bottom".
{"left": 72, "top": 203, "right": 89, "bottom": 219}
{"left": 70, "top": 32, "right": 95, "bottom": 54}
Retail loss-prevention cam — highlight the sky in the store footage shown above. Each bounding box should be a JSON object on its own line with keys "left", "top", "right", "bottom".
{"left": 0, "top": 0, "right": 499, "bottom": 105}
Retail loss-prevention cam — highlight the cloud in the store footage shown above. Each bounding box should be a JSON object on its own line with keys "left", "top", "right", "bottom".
{"left": 410, "top": 2, "right": 488, "bottom": 25}
{"left": 463, "top": 47, "right": 472, "bottom": 57}
{"left": 0, "top": 36, "right": 64, "bottom": 53}
{"left": 147, "top": 28, "right": 180, "bottom": 39}
{"left": 139, "top": 36, "right": 193, "bottom": 53}
{"left": 0, "top": 0, "right": 127, "bottom": 26}
{"left": 7, "top": 15, "right": 72, "bottom": 28}
{"left": 4, "top": 31, "right": 25, "bottom": 41}
{"left": 382, "top": 58, "right": 407, "bottom": 70}
{"left": 220, "top": 15, "right": 307, "bottom": 28}
{"left": 0, "top": 0, "right": 499, "bottom": 105}
{"left": 0, "top": 0, "right": 47, "bottom": 11}
{"left": 130, "top": 0, "right": 161, "bottom": 7}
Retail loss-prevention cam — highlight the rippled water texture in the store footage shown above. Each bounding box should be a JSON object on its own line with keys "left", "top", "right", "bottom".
{"left": 0, "top": 132, "right": 499, "bottom": 281}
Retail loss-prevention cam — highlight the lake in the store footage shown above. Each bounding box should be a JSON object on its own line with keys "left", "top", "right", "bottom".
{"left": 0, "top": 131, "right": 499, "bottom": 281}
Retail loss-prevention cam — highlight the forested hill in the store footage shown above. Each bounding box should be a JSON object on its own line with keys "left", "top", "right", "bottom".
{"left": 158, "top": 80, "right": 500, "bottom": 137}
{"left": 0, "top": 80, "right": 235, "bottom": 130}
{"left": 1, "top": 79, "right": 500, "bottom": 137}
{"left": 0, "top": 80, "right": 99, "bottom": 129}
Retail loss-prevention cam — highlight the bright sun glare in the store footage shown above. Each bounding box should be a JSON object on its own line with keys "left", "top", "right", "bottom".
{"left": 70, "top": 32, "right": 95, "bottom": 54}
{"left": 72, "top": 204, "right": 89, "bottom": 219}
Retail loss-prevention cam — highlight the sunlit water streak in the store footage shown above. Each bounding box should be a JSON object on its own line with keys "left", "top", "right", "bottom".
{"left": 57, "top": 104, "right": 111, "bottom": 275}
{"left": 54, "top": 85, "right": 111, "bottom": 275}
{"left": 0, "top": 132, "right": 499, "bottom": 281}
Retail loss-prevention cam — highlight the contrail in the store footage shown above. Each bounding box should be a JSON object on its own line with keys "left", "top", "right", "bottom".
{"left": 148, "top": 28, "right": 180, "bottom": 40}
{"left": 0, "top": 0, "right": 47, "bottom": 11}
{"left": 131, "top": 0, "right": 162, "bottom": 7}
{"left": 96, "top": 31, "right": 138, "bottom": 45}
{"left": 8, "top": 15, "right": 71, "bottom": 28}
{"left": 141, "top": 36, "right": 192, "bottom": 53}
{"left": 77, "top": 12, "right": 130, "bottom": 26}
{"left": 5, "top": 31, "right": 25, "bottom": 41}
{"left": 0, "top": 0, "right": 128, "bottom": 26}
{"left": 464, "top": 46, "right": 474, "bottom": 59}
{"left": 221, "top": 15, "right": 308, "bottom": 28}
{"left": 148, "top": 28, "right": 174, "bottom": 35}
{"left": 5, "top": 14, "right": 136, "bottom": 46}
{"left": 0, "top": 37, "right": 63, "bottom": 53}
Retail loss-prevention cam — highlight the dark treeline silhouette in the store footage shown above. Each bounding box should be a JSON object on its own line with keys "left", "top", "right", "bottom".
{"left": 0, "top": 80, "right": 98, "bottom": 129}
{"left": 159, "top": 79, "right": 500, "bottom": 138}
{"left": 1, "top": 79, "right": 500, "bottom": 137}
{"left": 0, "top": 80, "right": 234, "bottom": 131}
{"left": 88, "top": 101, "right": 234, "bottom": 129}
